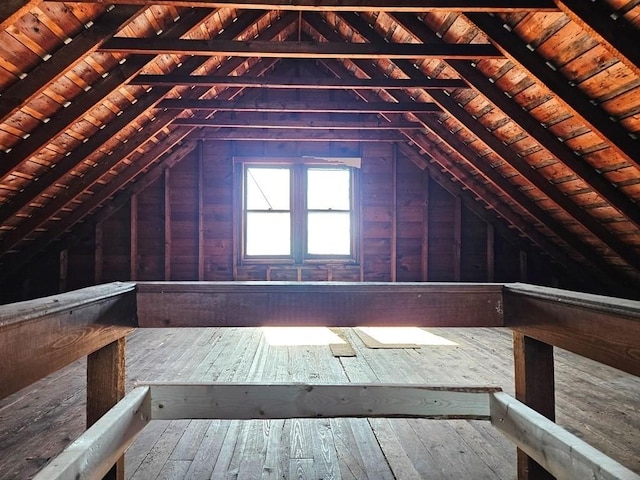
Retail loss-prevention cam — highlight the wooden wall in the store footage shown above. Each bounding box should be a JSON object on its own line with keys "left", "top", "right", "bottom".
{"left": 0, "top": 138, "right": 571, "bottom": 304}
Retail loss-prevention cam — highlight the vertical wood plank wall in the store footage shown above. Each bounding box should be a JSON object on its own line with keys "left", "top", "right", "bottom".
{"left": 1, "top": 139, "right": 567, "bottom": 301}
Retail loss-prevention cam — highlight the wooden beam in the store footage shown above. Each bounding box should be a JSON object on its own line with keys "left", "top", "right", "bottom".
{"left": 159, "top": 98, "right": 440, "bottom": 113}
{"left": 32, "top": 386, "right": 151, "bottom": 480}
{"left": 0, "top": 282, "right": 136, "bottom": 399}
{"left": 46, "top": 0, "right": 559, "bottom": 12}
{"left": 421, "top": 170, "right": 430, "bottom": 282}
{"left": 172, "top": 117, "right": 425, "bottom": 129}
{"left": 0, "top": 5, "right": 143, "bottom": 128}
{"left": 0, "top": 0, "right": 41, "bottom": 31}
{"left": 130, "top": 73, "right": 469, "bottom": 89}
{"left": 391, "top": 143, "right": 398, "bottom": 282}
{"left": 504, "top": 283, "right": 640, "bottom": 376}
{"left": 453, "top": 196, "right": 461, "bottom": 281}
{"left": 164, "top": 169, "right": 171, "bottom": 281}
{"left": 553, "top": 0, "right": 640, "bottom": 79}
{"left": 513, "top": 333, "right": 555, "bottom": 480}
{"left": 87, "top": 338, "right": 127, "bottom": 480}
{"left": 490, "top": 392, "right": 640, "bottom": 480}
{"left": 197, "top": 141, "right": 205, "bottom": 281}
{"left": 486, "top": 224, "right": 494, "bottom": 282}
{"left": 136, "top": 281, "right": 505, "bottom": 328}
{"left": 331, "top": 12, "right": 640, "bottom": 280}
{"left": 95, "top": 222, "right": 104, "bottom": 284}
{"left": 100, "top": 38, "right": 503, "bottom": 59}
{"left": 130, "top": 194, "right": 138, "bottom": 281}
{"left": 147, "top": 383, "right": 501, "bottom": 420}
{"left": 465, "top": 13, "right": 640, "bottom": 170}
{"left": 189, "top": 129, "right": 406, "bottom": 141}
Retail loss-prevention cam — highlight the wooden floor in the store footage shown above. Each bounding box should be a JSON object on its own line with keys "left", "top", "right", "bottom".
{"left": 1, "top": 327, "right": 639, "bottom": 479}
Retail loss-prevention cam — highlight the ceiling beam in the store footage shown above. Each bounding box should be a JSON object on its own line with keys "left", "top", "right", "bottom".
{"left": 129, "top": 74, "right": 469, "bottom": 90}
{"left": 0, "top": 0, "right": 41, "bottom": 30}
{"left": 391, "top": 12, "right": 640, "bottom": 229}
{"left": 187, "top": 129, "right": 403, "bottom": 141}
{"left": 158, "top": 98, "right": 441, "bottom": 113}
{"left": 465, "top": 13, "right": 640, "bottom": 170}
{"left": 0, "top": 4, "right": 144, "bottom": 126}
{"left": 0, "top": 15, "right": 290, "bottom": 254}
{"left": 173, "top": 118, "right": 424, "bottom": 129}
{"left": 42, "top": 0, "right": 559, "bottom": 12}
{"left": 100, "top": 38, "right": 503, "bottom": 59}
{"left": 0, "top": 7, "right": 219, "bottom": 186}
{"left": 307, "top": 13, "right": 635, "bottom": 282}
{"left": 553, "top": 0, "right": 640, "bottom": 79}
{"left": 0, "top": 8, "right": 226, "bottom": 222}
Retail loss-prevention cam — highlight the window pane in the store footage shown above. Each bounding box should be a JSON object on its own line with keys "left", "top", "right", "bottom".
{"left": 246, "top": 167, "right": 290, "bottom": 210}
{"left": 307, "top": 212, "right": 351, "bottom": 255}
{"left": 246, "top": 212, "right": 291, "bottom": 255}
{"left": 307, "top": 168, "right": 350, "bottom": 210}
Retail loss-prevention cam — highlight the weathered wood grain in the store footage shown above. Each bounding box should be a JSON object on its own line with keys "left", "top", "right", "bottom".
{"left": 136, "top": 281, "right": 504, "bottom": 327}
{"left": 0, "top": 282, "right": 137, "bottom": 399}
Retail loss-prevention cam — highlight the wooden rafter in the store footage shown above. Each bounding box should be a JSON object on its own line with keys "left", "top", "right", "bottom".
{"left": 158, "top": 98, "right": 441, "bottom": 113}
{"left": 0, "top": 0, "right": 41, "bottom": 31}
{"left": 0, "top": 4, "right": 144, "bottom": 126}
{"left": 42, "top": 0, "right": 559, "bottom": 12}
{"left": 172, "top": 117, "right": 424, "bottom": 129}
{"left": 339, "top": 11, "right": 640, "bottom": 271}
{"left": 129, "top": 74, "right": 469, "bottom": 89}
{"left": 391, "top": 12, "right": 640, "bottom": 230}
{"left": 305, "top": 14, "right": 633, "bottom": 284}
{"left": 465, "top": 13, "right": 640, "bottom": 170}
{"left": 553, "top": 0, "right": 640, "bottom": 79}
{"left": 187, "top": 129, "right": 403, "bottom": 141}
{"left": 0, "top": 8, "right": 223, "bottom": 222}
{"left": 99, "top": 38, "right": 502, "bottom": 59}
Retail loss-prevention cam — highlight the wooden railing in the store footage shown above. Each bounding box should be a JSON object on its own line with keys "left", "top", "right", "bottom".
{"left": 1, "top": 281, "right": 638, "bottom": 480}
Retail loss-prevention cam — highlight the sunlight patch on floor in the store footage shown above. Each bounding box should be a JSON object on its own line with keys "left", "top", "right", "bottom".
{"left": 357, "top": 327, "right": 458, "bottom": 346}
{"left": 261, "top": 327, "right": 345, "bottom": 346}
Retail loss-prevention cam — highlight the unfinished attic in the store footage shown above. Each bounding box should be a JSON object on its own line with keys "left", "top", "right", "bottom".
{"left": 0, "top": 1, "right": 639, "bottom": 479}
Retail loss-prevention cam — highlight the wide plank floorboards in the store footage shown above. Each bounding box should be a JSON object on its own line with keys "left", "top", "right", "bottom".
{"left": 0, "top": 327, "right": 638, "bottom": 479}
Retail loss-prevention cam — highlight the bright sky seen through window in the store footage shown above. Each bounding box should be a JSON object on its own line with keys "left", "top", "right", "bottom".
{"left": 244, "top": 165, "right": 352, "bottom": 257}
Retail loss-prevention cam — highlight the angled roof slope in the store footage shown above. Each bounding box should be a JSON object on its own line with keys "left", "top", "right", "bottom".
{"left": 0, "top": 1, "right": 638, "bottom": 294}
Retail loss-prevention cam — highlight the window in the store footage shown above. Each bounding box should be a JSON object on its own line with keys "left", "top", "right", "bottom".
{"left": 239, "top": 160, "right": 358, "bottom": 264}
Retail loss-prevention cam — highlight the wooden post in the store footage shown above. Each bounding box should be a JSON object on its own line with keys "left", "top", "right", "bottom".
{"left": 198, "top": 140, "right": 205, "bottom": 281}
{"left": 421, "top": 170, "right": 430, "bottom": 281}
{"left": 486, "top": 224, "right": 494, "bottom": 282}
{"left": 59, "top": 249, "right": 68, "bottom": 293}
{"left": 391, "top": 143, "right": 397, "bottom": 282}
{"left": 164, "top": 169, "right": 172, "bottom": 281}
{"left": 453, "top": 196, "right": 462, "bottom": 281}
{"left": 95, "top": 222, "right": 104, "bottom": 284}
{"left": 87, "top": 337, "right": 126, "bottom": 480}
{"left": 130, "top": 195, "right": 138, "bottom": 281}
{"left": 513, "top": 332, "right": 555, "bottom": 480}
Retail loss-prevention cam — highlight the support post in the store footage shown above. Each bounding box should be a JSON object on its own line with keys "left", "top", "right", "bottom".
{"left": 513, "top": 332, "right": 555, "bottom": 480}
{"left": 87, "top": 337, "right": 126, "bottom": 480}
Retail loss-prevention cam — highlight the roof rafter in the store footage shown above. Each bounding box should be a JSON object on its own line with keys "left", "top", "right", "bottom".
{"left": 391, "top": 12, "right": 640, "bottom": 230}
{"left": 129, "top": 74, "right": 469, "bottom": 89}
{"left": 465, "top": 12, "right": 640, "bottom": 170}
{"left": 0, "top": 0, "right": 41, "bottom": 30}
{"left": 553, "top": 0, "right": 640, "bottom": 79}
{"left": 42, "top": 0, "right": 559, "bottom": 12}
{"left": 99, "top": 37, "right": 502, "bottom": 59}
{"left": 0, "top": 4, "right": 144, "bottom": 126}
{"left": 306, "top": 12, "right": 635, "bottom": 281}
{"left": 172, "top": 117, "right": 425, "bottom": 129}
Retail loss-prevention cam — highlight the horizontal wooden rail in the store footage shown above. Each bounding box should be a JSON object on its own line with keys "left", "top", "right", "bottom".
{"left": 503, "top": 283, "right": 640, "bottom": 376}
{"left": 136, "top": 281, "right": 504, "bottom": 327}
{"left": 0, "top": 282, "right": 137, "bottom": 399}
{"left": 491, "top": 392, "right": 640, "bottom": 480}
{"left": 146, "top": 383, "right": 500, "bottom": 420}
{"left": 32, "top": 386, "right": 151, "bottom": 480}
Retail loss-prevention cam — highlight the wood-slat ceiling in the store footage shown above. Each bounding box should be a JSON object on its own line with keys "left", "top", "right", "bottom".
{"left": 0, "top": 1, "right": 638, "bottom": 293}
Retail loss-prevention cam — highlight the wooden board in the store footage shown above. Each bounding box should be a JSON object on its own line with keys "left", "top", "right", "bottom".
{"left": 136, "top": 281, "right": 504, "bottom": 328}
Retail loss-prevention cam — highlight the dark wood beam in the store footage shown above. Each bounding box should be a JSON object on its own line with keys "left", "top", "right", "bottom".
{"left": 100, "top": 38, "right": 503, "bottom": 59}
{"left": 172, "top": 117, "right": 424, "bottom": 129}
{"left": 391, "top": 12, "right": 640, "bottom": 230}
{"left": 188, "top": 129, "right": 403, "bottom": 141}
{"left": 130, "top": 73, "right": 469, "bottom": 89}
{"left": 307, "top": 15, "right": 635, "bottom": 287}
{"left": 0, "top": 5, "right": 144, "bottom": 127}
{"left": 0, "top": 10, "right": 265, "bottom": 225}
{"left": 465, "top": 13, "right": 640, "bottom": 170}
{"left": 339, "top": 11, "right": 640, "bottom": 272}
{"left": 553, "top": 0, "right": 640, "bottom": 79}
{"left": 158, "top": 98, "right": 441, "bottom": 112}
{"left": 0, "top": 17, "right": 290, "bottom": 257}
{"left": 44, "top": 0, "right": 559, "bottom": 12}
{"left": 0, "top": 0, "right": 41, "bottom": 30}
{"left": 136, "top": 281, "right": 504, "bottom": 327}
{"left": 0, "top": 7, "right": 218, "bottom": 190}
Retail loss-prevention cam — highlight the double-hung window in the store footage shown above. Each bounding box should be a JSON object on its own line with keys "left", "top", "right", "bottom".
{"left": 240, "top": 160, "right": 358, "bottom": 264}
